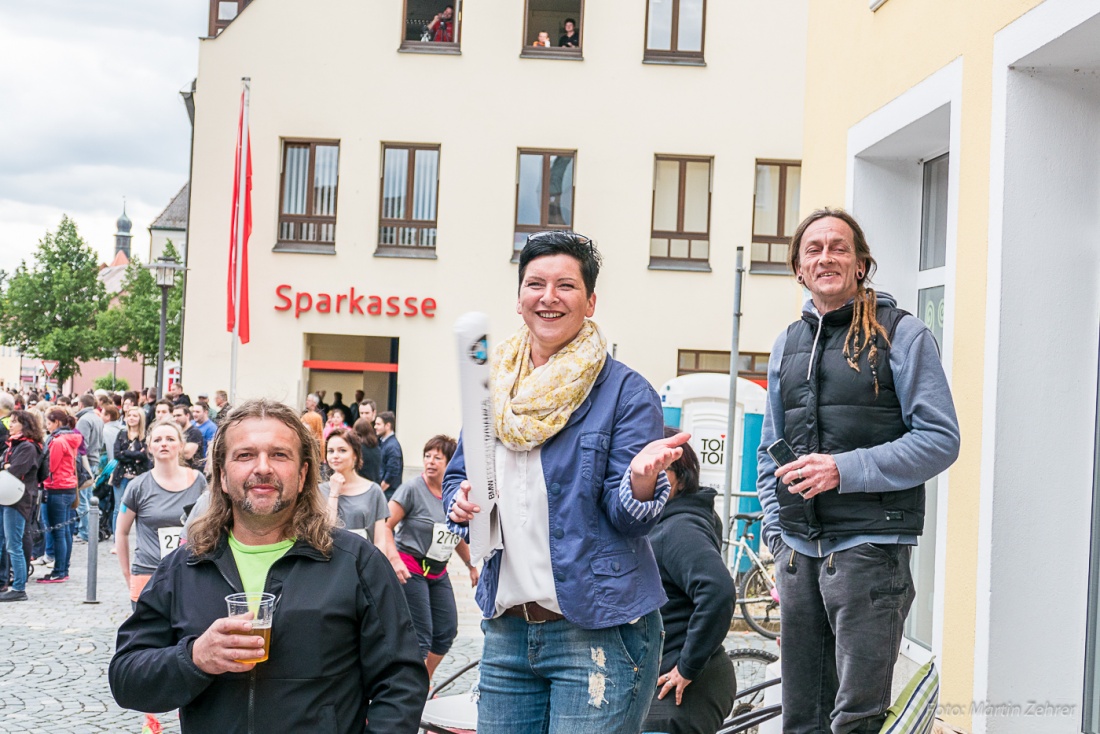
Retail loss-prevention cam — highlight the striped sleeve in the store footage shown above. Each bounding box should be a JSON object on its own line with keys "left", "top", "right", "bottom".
{"left": 617, "top": 469, "right": 671, "bottom": 521}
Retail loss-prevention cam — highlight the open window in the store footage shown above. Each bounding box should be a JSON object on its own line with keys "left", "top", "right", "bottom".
{"left": 513, "top": 149, "right": 576, "bottom": 259}
{"left": 401, "top": 0, "right": 461, "bottom": 53}
{"left": 522, "top": 0, "right": 583, "bottom": 59}
{"left": 644, "top": 0, "right": 706, "bottom": 64}
{"left": 208, "top": 0, "right": 252, "bottom": 37}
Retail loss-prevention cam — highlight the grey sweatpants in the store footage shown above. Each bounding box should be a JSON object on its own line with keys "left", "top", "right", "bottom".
{"left": 773, "top": 540, "right": 915, "bottom": 734}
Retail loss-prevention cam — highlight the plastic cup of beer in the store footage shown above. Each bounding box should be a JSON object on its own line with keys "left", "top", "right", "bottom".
{"left": 225, "top": 592, "right": 275, "bottom": 664}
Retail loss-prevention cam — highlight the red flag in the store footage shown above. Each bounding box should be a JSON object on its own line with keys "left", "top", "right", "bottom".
{"left": 227, "top": 90, "right": 252, "bottom": 344}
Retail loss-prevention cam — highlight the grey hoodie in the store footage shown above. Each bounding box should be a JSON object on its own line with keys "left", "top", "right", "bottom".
{"left": 755, "top": 292, "right": 960, "bottom": 558}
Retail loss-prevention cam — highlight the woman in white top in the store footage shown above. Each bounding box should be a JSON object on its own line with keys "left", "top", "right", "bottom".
{"left": 116, "top": 419, "right": 206, "bottom": 610}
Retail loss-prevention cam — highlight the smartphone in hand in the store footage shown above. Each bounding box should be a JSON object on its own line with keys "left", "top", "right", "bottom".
{"left": 766, "top": 439, "right": 798, "bottom": 468}
{"left": 767, "top": 439, "right": 809, "bottom": 498}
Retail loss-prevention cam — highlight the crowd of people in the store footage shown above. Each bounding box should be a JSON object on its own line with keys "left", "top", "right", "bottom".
{"left": 0, "top": 384, "right": 229, "bottom": 601}
{"left": 6, "top": 209, "right": 958, "bottom": 733}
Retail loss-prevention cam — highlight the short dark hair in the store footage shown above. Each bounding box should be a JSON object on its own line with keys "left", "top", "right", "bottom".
{"left": 79, "top": 394, "right": 95, "bottom": 409}
{"left": 564, "top": 17, "right": 576, "bottom": 25}
{"left": 377, "top": 411, "right": 396, "bottom": 430}
{"left": 156, "top": 399, "right": 174, "bottom": 412}
{"left": 359, "top": 398, "right": 377, "bottom": 412}
{"left": 518, "top": 231, "right": 601, "bottom": 296}
{"left": 193, "top": 402, "right": 209, "bottom": 414}
{"left": 423, "top": 434, "right": 458, "bottom": 464}
{"left": 663, "top": 426, "right": 700, "bottom": 495}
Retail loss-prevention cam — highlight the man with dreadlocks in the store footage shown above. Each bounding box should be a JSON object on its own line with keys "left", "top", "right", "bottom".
{"left": 756, "top": 208, "right": 960, "bottom": 733}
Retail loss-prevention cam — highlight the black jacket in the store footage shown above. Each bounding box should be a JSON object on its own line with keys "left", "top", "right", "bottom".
{"left": 777, "top": 303, "right": 924, "bottom": 539}
{"left": 2, "top": 437, "right": 41, "bottom": 520}
{"left": 109, "top": 529, "right": 429, "bottom": 733}
{"left": 357, "top": 445, "right": 383, "bottom": 484}
{"left": 112, "top": 430, "right": 151, "bottom": 487}
{"left": 649, "top": 487, "right": 736, "bottom": 679}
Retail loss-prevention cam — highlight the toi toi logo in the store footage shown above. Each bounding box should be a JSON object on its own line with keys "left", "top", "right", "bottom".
{"left": 699, "top": 437, "right": 725, "bottom": 466}
{"left": 469, "top": 336, "right": 488, "bottom": 365}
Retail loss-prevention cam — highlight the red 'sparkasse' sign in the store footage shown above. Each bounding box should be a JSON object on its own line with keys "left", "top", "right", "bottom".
{"left": 274, "top": 285, "right": 437, "bottom": 319}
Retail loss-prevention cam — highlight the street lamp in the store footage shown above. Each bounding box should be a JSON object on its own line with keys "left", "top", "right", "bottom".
{"left": 148, "top": 255, "right": 185, "bottom": 399}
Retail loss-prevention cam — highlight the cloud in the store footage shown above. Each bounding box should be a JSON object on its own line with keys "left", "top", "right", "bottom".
{"left": 0, "top": 1, "right": 206, "bottom": 273}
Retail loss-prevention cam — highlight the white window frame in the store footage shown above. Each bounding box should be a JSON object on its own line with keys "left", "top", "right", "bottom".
{"left": 845, "top": 57, "right": 963, "bottom": 666}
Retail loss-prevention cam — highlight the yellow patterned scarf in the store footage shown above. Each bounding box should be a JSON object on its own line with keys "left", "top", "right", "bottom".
{"left": 492, "top": 320, "right": 608, "bottom": 451}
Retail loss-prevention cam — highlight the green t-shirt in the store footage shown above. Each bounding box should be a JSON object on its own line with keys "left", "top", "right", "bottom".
{"left": 228, "top": 532, "right": 295, "bottom": 596}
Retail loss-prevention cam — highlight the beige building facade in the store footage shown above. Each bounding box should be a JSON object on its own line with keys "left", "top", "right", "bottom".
{"left": 183, "top": 0, "right": 808, "bottom": 466}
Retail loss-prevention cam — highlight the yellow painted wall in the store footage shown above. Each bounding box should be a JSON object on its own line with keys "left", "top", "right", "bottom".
{"left": 801, "top": 0, "right": 1044, "bottom": 727}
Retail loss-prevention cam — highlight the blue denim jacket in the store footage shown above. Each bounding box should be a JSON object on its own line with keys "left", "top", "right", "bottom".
{"left": 443, "top": 356, "right": 669, "bottom": 629}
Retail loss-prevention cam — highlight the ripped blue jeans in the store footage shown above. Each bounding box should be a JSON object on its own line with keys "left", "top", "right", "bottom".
{"left": 477, "top": 610, "right": 662, "bottom": 734}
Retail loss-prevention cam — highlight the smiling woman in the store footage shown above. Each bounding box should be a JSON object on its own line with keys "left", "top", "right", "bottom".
{"left": 444, "top": 230, "right": 691, "bottom": 733}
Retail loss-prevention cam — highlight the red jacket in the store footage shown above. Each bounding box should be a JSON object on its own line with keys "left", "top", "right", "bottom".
{"left": 43, "top": 429, "right": 83, "bottom": 490}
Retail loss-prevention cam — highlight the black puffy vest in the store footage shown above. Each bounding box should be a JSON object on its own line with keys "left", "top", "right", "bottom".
{"left": 775, "top": 303, "right": 925, "bottom": 540}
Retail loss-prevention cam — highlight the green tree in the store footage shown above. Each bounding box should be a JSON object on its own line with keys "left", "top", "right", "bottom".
{"left": 0, "top": 216, "right": 108, "bottom": 386}
{"left": 93, "top": 374, "right": 129, "bottom": 391}
{"left": 97, "top": 240, "right": 184, "bottom": 368}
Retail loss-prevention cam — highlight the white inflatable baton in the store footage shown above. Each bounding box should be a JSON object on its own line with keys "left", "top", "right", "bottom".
{"left": 453, "top": 312, "right": 503, "bottom": 565}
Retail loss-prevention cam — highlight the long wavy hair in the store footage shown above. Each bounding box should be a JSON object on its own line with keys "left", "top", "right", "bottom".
{"left": 788, "top": 207, "right": 891, "bottom": 394}
{"left": 187, "top": 398, "right": 332, "bottom": 556}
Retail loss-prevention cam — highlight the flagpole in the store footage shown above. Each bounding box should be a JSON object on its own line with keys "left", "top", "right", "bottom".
{"left": 230, "top": 76, "right": 250, "bottom": 405}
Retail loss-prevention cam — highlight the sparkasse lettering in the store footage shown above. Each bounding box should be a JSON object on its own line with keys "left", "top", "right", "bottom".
{"left": 273, "top": 285, "right": 436, "bottom": 319}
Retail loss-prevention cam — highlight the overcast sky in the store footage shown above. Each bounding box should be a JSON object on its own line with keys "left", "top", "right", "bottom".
{"left": 0, "top": 1, "right": 207, "bottom": 274}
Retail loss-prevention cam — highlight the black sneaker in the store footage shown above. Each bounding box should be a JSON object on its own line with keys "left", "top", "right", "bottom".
{"left": 0, "top": 589, "right": 28, "bottom": 602}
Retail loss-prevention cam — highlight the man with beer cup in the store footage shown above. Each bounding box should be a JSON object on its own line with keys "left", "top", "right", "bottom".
{"left": 110, "top": 398, "right": 428, "bottom": 733}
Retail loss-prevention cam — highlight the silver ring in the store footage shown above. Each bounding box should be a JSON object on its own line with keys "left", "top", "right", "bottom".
{"left": 796, "top": 468, "right": 804, "bottom": 480}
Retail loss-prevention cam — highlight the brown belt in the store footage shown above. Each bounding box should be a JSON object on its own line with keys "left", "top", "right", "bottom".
{"left": 503, "top": 602, "right": 565, "bottom": 624}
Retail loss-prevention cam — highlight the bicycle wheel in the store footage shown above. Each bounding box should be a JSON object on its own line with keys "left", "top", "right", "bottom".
{"left": 726, "top": 648, "right": 780, "bottom": 733}
{"left": 739, "top": 563, "right": 780, "bottom": 640}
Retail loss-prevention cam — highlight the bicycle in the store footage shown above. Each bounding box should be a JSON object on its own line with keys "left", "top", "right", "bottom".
{"left": 723, "top": 647, "right": 781, "bottom": 734}
{"left": 725, "top": 511, "right": 780, "bottom": 640}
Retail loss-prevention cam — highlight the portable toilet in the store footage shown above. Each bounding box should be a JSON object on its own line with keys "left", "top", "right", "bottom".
{"left": 659, "top": 373, "right": 767, "bottom": 569}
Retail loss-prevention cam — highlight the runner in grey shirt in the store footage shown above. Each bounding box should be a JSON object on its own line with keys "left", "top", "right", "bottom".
{"left": 320, "top": 480, "right": 389, "bottom": 543}
{"left": 323, "top": 427, "right": 396, "bottom": 553}
{"left": 116, "top": 420, "right": 207, "bottom": 608}
{"left": 390, "top": 475, "right": 448, "bottom": 559}
{"left": 120, "top": 470, "right": 206, "bottom": 575}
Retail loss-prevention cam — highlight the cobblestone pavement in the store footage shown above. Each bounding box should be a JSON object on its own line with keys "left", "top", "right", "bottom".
{"left": 0, "top": 537, "right": 774, "bottom": 732}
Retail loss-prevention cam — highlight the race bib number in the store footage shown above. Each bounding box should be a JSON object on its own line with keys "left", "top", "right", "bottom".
{"left": 425, "top": 522, "right": 461, "bottom": 562}
{"left": 158, "top": 526, "right": 184, "bottom": 558}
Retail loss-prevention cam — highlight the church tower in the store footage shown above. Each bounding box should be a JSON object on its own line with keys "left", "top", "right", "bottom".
{"left": 115, "top": 201, "right": 132, "bottom": 258}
